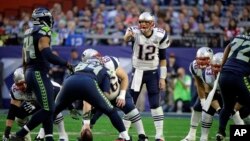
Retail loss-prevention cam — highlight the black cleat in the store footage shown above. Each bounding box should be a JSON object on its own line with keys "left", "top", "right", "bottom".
{"left": 216, "top": 133, "right": 225, "bottom": 141}
{"left": 34, "top": 135, "right": 44, "bottom": 141}
{"left": 138, "top": 134, "right": 148, "bottom": 141}
{"left": 9, "top": 134, "right": 25, "bottom": 141}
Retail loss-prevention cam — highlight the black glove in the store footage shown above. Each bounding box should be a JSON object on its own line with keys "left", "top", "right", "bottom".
{"left": 23, "top": 102, "right": 36, "bottom": 113}
{"left": 67, "top": 63, "right": 74, "bottom": 75}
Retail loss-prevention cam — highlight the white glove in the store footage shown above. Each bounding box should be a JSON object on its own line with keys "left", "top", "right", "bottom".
{"left": 23, "top": 102, "right": 36, "bottom": 113}
{"left": 200, "top": 98, "right": 206, "bottom": 108}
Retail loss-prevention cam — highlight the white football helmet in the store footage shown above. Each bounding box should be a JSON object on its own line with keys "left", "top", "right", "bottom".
{"left": 196, "top": 47, "right": 213, "bottom": 69}
{"left": 138, "top": 12, "right": 155, "bottom": 34}
{"left": 81, "top": 48, "right": 101, "bottom": 62}
{"left": 13, "top": 68, "right": 25, "bottom": 83}
{"left": 211, "top": 52, "right": 223, "bottom": 75}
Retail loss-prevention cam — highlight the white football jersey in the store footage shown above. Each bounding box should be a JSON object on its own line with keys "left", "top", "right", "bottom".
{"left": 10, "top": 80, "right": 61, "bottom": 101}
{"left": 204, "top": 66, "right": 220, "bottom": 91}
{"left": 129, "top": 26, "right": 170, "bottom": 70}
{"left": 189, "top": 60, "right": 205, "bottom": 83}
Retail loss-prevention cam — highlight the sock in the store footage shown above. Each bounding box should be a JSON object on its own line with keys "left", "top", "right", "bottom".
{"left": 188, "top": 110, "right": 201, "bottom": 137}
{"left": 151, "top": 106, "right": 164, "bottom": 139}
{"left": 123, "top": 117, "right": 131, "bottom": 132}
{"left": 37, "top": 128, "right": 45, "bottom": 139}
{"left": 54, "top": 113, "right": 68, "bottom": 138}
{"left": 200, "top": 111, "right": 213, "bottom": 140}
{"left": 126, "top": 108, "right": 145, "bottom": 135}
{"left": 216, "top": 108, "right": 221, "bottom": 114}
{"left": 16, "top": 125, "right": 29, "bottom": 137}
{"left": 232, "top": 111, "right": 244, "bottom": 125}
{"left": 120, "top": 131, "right": 130, "bottom": 140}
{"left": 44, "top": 134, "right": 53, "bottom": 141}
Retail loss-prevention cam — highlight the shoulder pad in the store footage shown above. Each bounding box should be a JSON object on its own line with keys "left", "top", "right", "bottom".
{"left": 189, "top": 60, "right": 199, "bottom": 76}
{"left": 154, "top": 28, "right": 166, "bottom": 36}
{"left": 38, "top": 26, "right": 52, "bottom": 36}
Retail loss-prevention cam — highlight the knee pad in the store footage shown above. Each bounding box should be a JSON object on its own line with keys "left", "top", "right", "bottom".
{"left": 15, "top": 117, "right": 29, "bottom": 127}
{"left": 205, "top": 106, "right": 216, "bottom": 116}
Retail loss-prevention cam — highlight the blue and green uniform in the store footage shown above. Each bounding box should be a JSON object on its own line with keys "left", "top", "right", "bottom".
{"left": 54, "top": 61, "right": 126, "bottom": 132}
{"left": 218, "top": 34, "right": 250, "bottom": 136}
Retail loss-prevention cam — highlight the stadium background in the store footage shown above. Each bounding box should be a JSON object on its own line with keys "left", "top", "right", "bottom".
{"left": 0, "top": 0, "right": 249, "bottom": 140}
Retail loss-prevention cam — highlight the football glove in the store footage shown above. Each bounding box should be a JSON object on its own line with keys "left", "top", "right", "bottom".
{"left": 23, "top": 102, "right": 36, "bottom": 113}
{"left": 67, "top": 63, "right": 74, "bottom": 75}
{"left": 70, "top": 109, "right": 81, "bottom": 120}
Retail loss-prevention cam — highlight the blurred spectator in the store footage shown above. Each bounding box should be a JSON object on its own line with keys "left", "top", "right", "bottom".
{"left": 165, "top": 53, "right": 179, "bottom": 112}
{"left": 49, "top": 51, "right": 66, "bottom": 84}
{"left": 173, "top": 67, "right": 192, "bottom": 113}
{"left": 68, "top": 48, "right": 80, "bottom": 67}
{"left": 224, "top": 18, "right": 241, "bottom": 44}
{"left": 108, "top": 22, "right": 126, "bottom": 45}
{"left": 65, "top": 21, "right": 85, "bottom": 47}
{"left": 238, "top": 7, "right": 250, "bottom": 21}
{"left": 181, "top": 22, "right": 195, "bottom": 47}
{"left": 195, "top": 23, "right": 209, "bottom": 47}
{"left": 91, "top": 22, "right": 108, "bottom": 45}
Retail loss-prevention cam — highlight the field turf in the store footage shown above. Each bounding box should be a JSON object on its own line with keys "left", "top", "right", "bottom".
{"left": 0, "top": 111, "right": 231, "bottom": 141}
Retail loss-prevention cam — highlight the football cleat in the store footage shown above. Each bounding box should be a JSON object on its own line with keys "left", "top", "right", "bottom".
{"left": 138, "top": 134, "right": 148, "bottom": 141}
{"left": 181, "top": 134, "right": 196, "bottom": 141}
{"left": 216, "top": 133, "right": 225, "bottom": 141}
{"left": 9, "top": 134, "right": 25, "bottom": 141}
{"left": 34, "top": 134, "right": 44, "bottom": 141}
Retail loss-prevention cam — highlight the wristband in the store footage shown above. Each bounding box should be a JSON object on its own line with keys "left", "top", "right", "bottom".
{"left": 118, "top": 90, "right": 126, "bottom": 100}
{"left": 160, "top": 67, "right": 167, "bottom": 79}
{"left": 83, "top": 120, "right": 90, "bottom": 125}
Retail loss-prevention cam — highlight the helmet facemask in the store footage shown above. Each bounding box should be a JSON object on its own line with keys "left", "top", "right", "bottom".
{"left": 139, "top": 20, "right": 154, "bottom": 34}
{"left": 196, "top": 57, "right": 211, "bottom": 69}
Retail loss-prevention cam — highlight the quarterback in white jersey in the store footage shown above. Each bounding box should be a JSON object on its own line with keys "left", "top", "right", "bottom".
{"left": 124, "top": 12, "right": 169, "bottom": 141}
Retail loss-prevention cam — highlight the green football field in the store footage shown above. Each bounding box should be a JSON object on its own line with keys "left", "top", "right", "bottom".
{"left": 0, "top": 111, "right": 231, "bottom": 141}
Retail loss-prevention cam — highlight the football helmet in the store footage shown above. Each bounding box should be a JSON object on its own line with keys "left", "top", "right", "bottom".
{"left": 196, "top": 47, "right": 213, "bottom": 69}
{"left": 138, "top": 12, "right": 155, "bottom": 34}
{"left": 13, "top": 68, "right": 26, "bottom": 91}
{"left": 82, "top": 48, "right": 101, "bottom": 62}
{"left": 211, "top": 52, "right": 223, "bottom": 75}
{"left": 32, "top": 7, "right": 54, "bottom": 28}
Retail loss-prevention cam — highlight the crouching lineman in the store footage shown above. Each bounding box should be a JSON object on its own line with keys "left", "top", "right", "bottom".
{"left": 80, "top": 49, "right": 148, "bottom": 141}
{"left": 199, "top": 52, "right": 243, "bottom": 141}
{"left": 2, "top": 68, "right": 69, "bottom": 141}
{"left": 53, "top": 57, "right": 131, "bottom": 141}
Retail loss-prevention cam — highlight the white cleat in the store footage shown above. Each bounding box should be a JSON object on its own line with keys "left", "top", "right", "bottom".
{"left": 180, "top": 135, "right": 196, "bottom": 141}
{"left": 59, "top": 135, "right": 69, "bottom": 141}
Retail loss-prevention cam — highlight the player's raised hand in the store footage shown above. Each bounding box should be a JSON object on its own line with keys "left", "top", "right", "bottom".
{"left": 124, "top": 28, "right": 134, "bottom": 42}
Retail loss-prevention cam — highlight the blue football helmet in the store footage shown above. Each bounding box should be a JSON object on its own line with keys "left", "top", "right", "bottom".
{"left": 31, "top": 7, "right": 54, "bottom": 28}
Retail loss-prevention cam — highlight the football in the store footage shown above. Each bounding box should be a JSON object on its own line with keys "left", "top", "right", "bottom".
{"left": 80, "top": 128, "right": 93, "bottom": 141}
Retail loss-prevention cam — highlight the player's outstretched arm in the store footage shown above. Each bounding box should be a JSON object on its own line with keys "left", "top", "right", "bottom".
{"left": 116, "top": 67, "right": 128, "bottom": 108}
{"left": 123, "top": 28, "right": 134, "bottom": 42}
{"left": 194, "top": 76, "right": 206, "bottom": 107}
{"left": 221, "top": 44, "right": 231, "bottom": 66}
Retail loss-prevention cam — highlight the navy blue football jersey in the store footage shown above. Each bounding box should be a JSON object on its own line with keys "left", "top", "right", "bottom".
{"left": 23, "top": 26, "right": 52, "bottom": 71}
{"left": 74, "top": 61, "right": 110, "bottom": 93}
{"left": 223, "top": 34, "right": 250, "bottom": 75}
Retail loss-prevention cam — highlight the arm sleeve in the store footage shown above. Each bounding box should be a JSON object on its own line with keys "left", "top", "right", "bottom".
{"left": 100, "top": 74, "right": 111, "bottom": 93}
{"left": 159, "top": 49, "right": 166, "bottom": 60}
{"left": 41, "top": 48, "right": 68, "bottom": 66}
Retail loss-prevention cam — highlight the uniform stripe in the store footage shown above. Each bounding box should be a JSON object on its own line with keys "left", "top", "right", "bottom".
{"left": 244, "top": 77, "right": 250, "bottom": 92}
{"left": 189, "top": 62, "right": 196, "bottom": 76}
{"left": 110, "top": 57, "right": 118, "bottom": 70}
{"left": 159, "top": 32, "right": 168, "bottom": 44}
{"left": 94, "top": 80, "right": 113, "bottom": 108}
{"left": 35, "top": 71, "right": 49, "bottom": 111}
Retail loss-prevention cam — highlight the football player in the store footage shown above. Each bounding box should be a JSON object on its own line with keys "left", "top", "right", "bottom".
{"left": 182, "top": 47, "right": 214, "bottom": 141}
{"left": 3, "top": 68, "right": 69, "bottom": 141}
{"left": 216, "top": 30, "right": 250, "bottom": 140}
{"left": 10, "top": 7, "right": 73, "bottom": 141}
{"left": 80, "top": 49, "right": 148, "bottom": 141}
{"left": 53, "top": 58, "right": 131, "bottom": 141}
{"left": 124, "top": 12, "right": 170, "bottom": 141}
{"left": 199, "top": 52, "right": 244, "bottom": 141}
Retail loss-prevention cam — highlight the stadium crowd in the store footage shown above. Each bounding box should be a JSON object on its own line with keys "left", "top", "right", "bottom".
{"left": 0, "top": 0, "right": 250, "bottom": 47}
